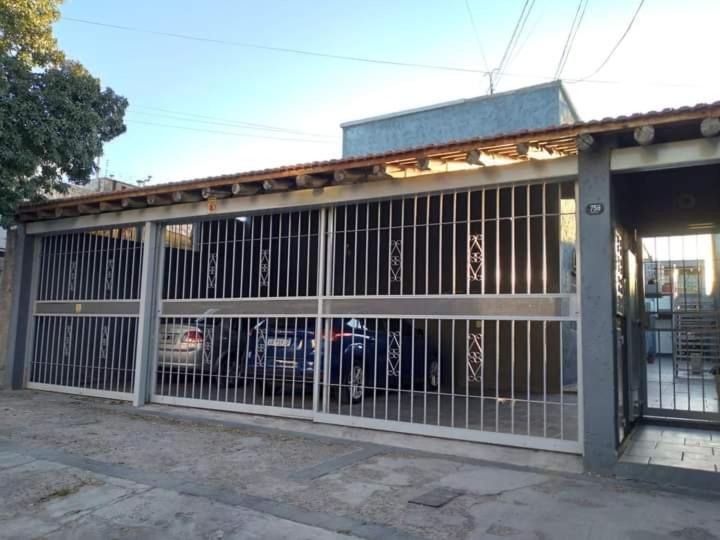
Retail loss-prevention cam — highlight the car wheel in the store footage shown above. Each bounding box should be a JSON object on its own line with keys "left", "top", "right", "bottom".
{"left": 342, "top": 364, "right": 364, "bottom": 404}
{"left": 428, "top": 360, "right": 439, "bottom": 390}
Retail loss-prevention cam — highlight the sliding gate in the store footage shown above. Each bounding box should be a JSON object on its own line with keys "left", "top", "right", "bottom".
{"left": 148, "top": 179, "right": 580, "bottom": 452}
{"left": 26, "top": 226, "right": 145, "bottom": 400}
{"left": 151, "top": 210, "right": 322, "bottom": 418}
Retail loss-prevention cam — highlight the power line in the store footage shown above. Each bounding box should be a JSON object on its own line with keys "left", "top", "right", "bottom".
{"left": 62, "top": 16, "right": 490, "bottom": 75}
{"left": 554, "top": 0, "right": 589, "bottom": 80}
{"left": 126, "top": 119, "right": 338, "bottom": 144}
{"left": 463, "top": 0, "right": 493, "bottom": 93}
{"left": 506, "top": 9, "right": 543, "bottom": 73}
{"left": 62, "top": 14, "right": 700, "bottom": 90}
{"left": 579, "top": 0, "right": 645, "bottom": 80}
{"left": 494, "top": 0, "right": 535, "bottom": 87}
{"left": 130, "top": 105, "right": 338, "bottom": 138}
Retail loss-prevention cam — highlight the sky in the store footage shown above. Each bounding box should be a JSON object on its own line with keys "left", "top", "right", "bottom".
{"left": 54, "top": 0, "right": 720, "bottom": 186}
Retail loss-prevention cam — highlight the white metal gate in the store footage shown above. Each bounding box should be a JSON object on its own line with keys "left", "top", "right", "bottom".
{"left": 147, "top": 180, "right": 580, "bottom": 452}
{"left": 643, "top": 234, "right": 720, "bottom": 422}
{"left": 315, "top": 181, "right": 580, "bottom": 452}
{"left": 26, "top": 226, "right": 145, "bottom": 400}
{"left": 23, "top": 179, "right": 580, "bottom": 452}
{"left": 150, "top": 210, "right": 322, "bottom": 418}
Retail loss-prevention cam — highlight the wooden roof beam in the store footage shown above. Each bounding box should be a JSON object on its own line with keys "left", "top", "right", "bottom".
{"left": 633, "top": 125, "right": 655, "bottom": 146}
{"left": 416, "top": 157, "right": 446, "bottom": 171}
{"left": 202, "top": 187, "right": 232, "bottom": 199}
{"left": 262, "top": 178, "right": 292, "bottom": 192}
{"left": 575, "top": 133, "right": 595, "bottom": 152}
{"left": 296, "top": 174, "right": 329, "bottom": 188}
{"left": 700, "top": 117, "right": 720, "bottom": 138}
{"left": 232, "top": 182, "right": 261, "bottom": 196}
{"left": 99, "top": 201, "right": 123, "bottom": 212}
{"left": 369, "top": 164, "right": 393, "bottom": 180}
{"left": 466, "top": 149, "right": 520, "bottom": 166}
{"left": 121, "top": 197, "right": 146, "bottom": 209}
{"left": 146, "top": 194, "right": 173, "bottom": 206}
{"left": 516, "top": 143, "right": 565, "bottom": 160}
{"left": 334, "top": 170, "right": 367, "bottom": 184}
{"left": 77, "top": 203, "right": 101, "bottom": 214}
{"left": 172, "top": 191, "right": 203, "bottom": 203}
{"left": 54, "top": 206, "right": 79, "bottom": 218}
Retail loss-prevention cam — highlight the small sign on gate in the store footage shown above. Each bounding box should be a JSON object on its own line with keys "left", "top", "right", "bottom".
{"left": 207, "top": 196, "right": 218, "bottom": 213}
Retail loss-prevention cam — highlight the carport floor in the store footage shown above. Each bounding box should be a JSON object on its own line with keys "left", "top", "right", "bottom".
{"left": 620, "top": 424, "right": 720, "bottom": 472}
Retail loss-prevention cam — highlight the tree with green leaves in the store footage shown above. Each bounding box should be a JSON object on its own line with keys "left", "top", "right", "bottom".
{"left": 0, "top": 0, "right": 128, "bottom": 225}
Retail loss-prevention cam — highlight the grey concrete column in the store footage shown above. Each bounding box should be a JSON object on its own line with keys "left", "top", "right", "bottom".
{"left": 4, "top": 226, "right": 38, "bottom": 389}
{"left": 133, "top": 222, "right": 164, "bottom": 407}
{"left": 578, "top": 141, "right": 618, "bottom": 473}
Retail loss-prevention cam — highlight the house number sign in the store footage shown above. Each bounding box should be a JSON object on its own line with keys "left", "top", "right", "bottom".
{"left": 585, "top": 202, "right": 604, "bottom": 215}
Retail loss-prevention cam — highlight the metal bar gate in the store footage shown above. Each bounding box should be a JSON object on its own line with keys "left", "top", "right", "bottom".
{"left": 23, "top": 179, "right": 581, "bottom": 453}
{"left": 642, "top": 234, "right": 720, "bottom": 422}
{"left": 26, "top": 226, "right": 145, "bottom": 400}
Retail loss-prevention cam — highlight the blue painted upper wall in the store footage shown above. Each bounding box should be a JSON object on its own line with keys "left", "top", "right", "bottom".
{"left": 341, "top": 81, "right": 580, "bottom": 157}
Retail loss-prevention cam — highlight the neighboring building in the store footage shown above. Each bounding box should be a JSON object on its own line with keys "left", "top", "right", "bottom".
{"left": 341, "top": 81, "right": 579, "bottom": 157}
{"left": 84, "top": 176, "right": 137, "bottom": 193}
{"left": 5, "top": 86, "right": 720, "bottom": 493}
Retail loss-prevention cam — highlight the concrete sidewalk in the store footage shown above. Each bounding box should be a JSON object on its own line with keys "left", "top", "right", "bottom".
{"left": 1, "top": 390, "right": 719, "bottom": 539}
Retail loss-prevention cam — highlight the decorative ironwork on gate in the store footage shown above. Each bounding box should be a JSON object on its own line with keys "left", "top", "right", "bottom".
{"left": 99, "top": 322, "right": 110, "bottom": 362}
{"left": 469, "top": 234, "right": 484, "bottom": 282}
{"left": 207, "top": 252, "right": 217, "bottom": 289}
{"left": 390, "top": 240, "right": 402, "bottom": 283}
{"left": 467, "top": 331, "right": 484, "bottom": 382}
{"left": 388, "top": 330, "right": 401, "bottom": 376}
{"left": 104, "top": 257, "right": 114, "bottom": 294}
{"left": 259, "top": 249, "right": 270, "bottom": 288}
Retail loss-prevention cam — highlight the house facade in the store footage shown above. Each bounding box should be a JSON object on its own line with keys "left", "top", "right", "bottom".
{"left": 4, "top": 95, "right": 720, "bottom": 488}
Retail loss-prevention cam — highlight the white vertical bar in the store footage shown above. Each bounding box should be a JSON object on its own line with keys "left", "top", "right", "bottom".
{"left": 543, "top": 320, "right": 548, "bottom": 437}
{"left": 511, "top": 319, "right": 515, "bottom": 433}
{"left": 496, "top": 191, "right": 500, "bottom": 294}
{"left": 495, "top": 320, "right": 500, "bottom": 432}
{"left": 511, "top": 187, "right": 516, "bottom": 295}
{"left": 527, "top": 321, "right": 531, "bottom": 435}
{"left": 465, "top": 319, "right": 470, "bottom": 428}
{"left": 452, "top": 192, "right": 457, "bottom": 295}
{"left": 480, "top": 319, "right": 485, "bottom": 431}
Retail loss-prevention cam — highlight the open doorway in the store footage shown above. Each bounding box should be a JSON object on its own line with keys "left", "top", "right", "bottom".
{"left": 614, "top": 163, "right": 720, "bottom": 472}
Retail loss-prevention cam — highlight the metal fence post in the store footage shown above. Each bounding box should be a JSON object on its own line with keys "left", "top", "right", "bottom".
{"left": 133, "top": 222, "right": 163, "bottom": 406}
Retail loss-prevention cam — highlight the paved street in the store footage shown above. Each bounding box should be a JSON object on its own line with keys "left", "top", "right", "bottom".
{"left": 1, "top": 389, "right": 720, "bottom": 539}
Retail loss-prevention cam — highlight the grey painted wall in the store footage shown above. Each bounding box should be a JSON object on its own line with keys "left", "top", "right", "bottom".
{"left": 342, "top": 82, "right": 579, "bottom": 157}
{"left": 578, "top": 140, "right": 619, "bottom": 473}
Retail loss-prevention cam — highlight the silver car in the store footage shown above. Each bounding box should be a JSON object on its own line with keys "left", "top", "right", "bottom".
{"left": 157, "top": 313, "right": 243, "bottom": 374}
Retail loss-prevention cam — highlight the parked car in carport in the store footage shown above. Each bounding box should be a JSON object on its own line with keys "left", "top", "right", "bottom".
{"left": 157, "top": 312, "right": 244, "bottom": 375}
{"left": 244, "top": 318, "right": 440, "bottom": 403}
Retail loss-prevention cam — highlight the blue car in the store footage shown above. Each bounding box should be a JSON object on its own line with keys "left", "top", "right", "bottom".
{"left": 245, "top": 318, "right": 440, "bottom": 403}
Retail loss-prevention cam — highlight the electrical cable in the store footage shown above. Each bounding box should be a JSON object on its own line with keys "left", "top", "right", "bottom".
{"left": 578, "top": 0, "right": 645, "bottom": 81}
{"left": 554, "top": 0, "right": 589, "bottom": 80}
{"left": 63, "top": 16, "right": 490, "bottom": 75}
{"left": 126, "top": 119, "right": 338, "bottom": 144}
